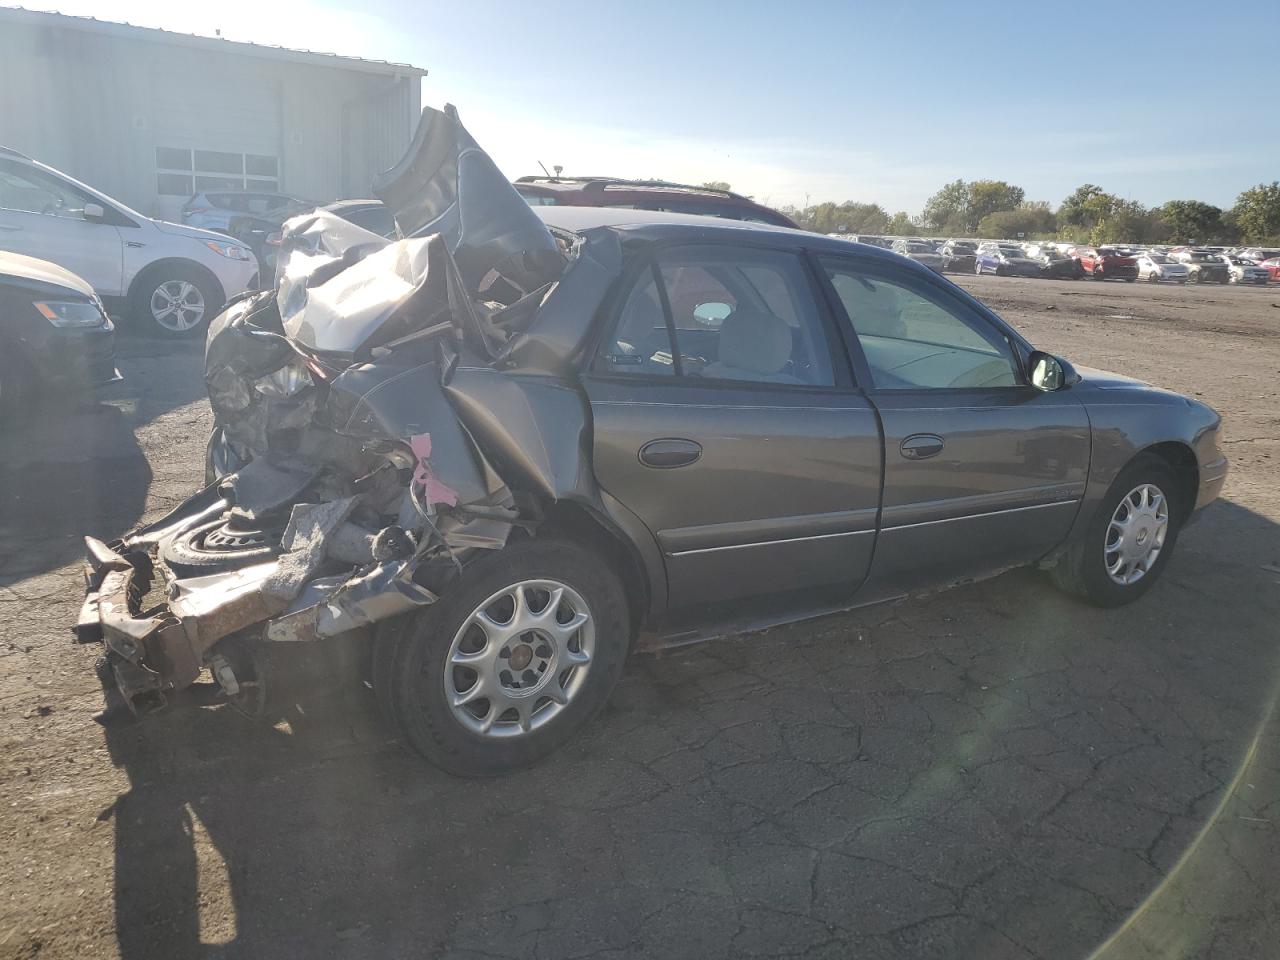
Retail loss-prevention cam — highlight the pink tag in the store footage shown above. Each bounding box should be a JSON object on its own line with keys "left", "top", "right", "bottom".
{"left": 409, "top": 433, "right": 459, "bottom": 507}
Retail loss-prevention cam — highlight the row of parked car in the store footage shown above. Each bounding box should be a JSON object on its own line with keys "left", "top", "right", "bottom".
{"left": 838, "top": 233, "right": 1280, "bottom": 285}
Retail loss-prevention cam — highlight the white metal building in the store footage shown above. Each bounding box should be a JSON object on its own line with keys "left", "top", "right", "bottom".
{"left": 0, "top": 8, "right": 427, "bottom": 219}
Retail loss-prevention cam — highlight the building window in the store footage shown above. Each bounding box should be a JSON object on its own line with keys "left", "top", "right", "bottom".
{"left": 156, "top": 148, "right": 280, "bottom": 196}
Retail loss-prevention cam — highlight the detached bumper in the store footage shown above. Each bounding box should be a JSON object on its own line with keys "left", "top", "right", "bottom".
{"left": 73, "top": 493, "right": 439, "bottom": 724}
{"left": 75, "top": 538, "right": 183, "bottom": 724}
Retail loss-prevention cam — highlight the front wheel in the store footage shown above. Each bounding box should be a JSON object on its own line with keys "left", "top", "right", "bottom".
{"left": 1048, "top": 455, "right": 1184, "bottom": 607}
{"left": 128, "top": 265, "right": 221, "bottom": 338}
{"left": 380, "top": 538, "right": 632, "bottom": 776}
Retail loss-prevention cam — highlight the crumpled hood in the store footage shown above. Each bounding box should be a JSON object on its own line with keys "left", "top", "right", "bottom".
{"left": 0, "top": 250, "right": 95, "bottom": 298}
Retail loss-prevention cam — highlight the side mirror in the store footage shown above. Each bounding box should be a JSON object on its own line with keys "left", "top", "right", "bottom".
{"left": 82, "top": 202, "right": 105, "bottom": 223}
{"left": 1029, "top": 351, "right": 1079, "bottom": 391}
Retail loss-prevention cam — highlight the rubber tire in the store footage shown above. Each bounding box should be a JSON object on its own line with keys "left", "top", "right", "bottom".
{"left": 128, "top": 263, "right": 222, "bottom": 339}
{"left": 381, "top": 537, "right": 632, "bottom": 776}
{"left": 160, "top": 517, "right": 280, "bottom": 577}
{"left": 1048, "top": 454, "right": 1184, "bottom": 608}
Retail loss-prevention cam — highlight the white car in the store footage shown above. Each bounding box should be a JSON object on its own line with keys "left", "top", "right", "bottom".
{"left": 1136, "top": 253, "right": 1189, "bottom": 283}
{"left": 1223, "top": 256, "right": 1270, "bottom": 285}
{"left": 0, "top": 147, "right": 258, "bottom": 336}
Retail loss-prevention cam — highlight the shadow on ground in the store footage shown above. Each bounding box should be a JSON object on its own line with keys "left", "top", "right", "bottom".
{"left": 100, "top": 499, "right": 1280, "bottom": 960}
{"left": 0, "top": 336, "right": 203, "bottom": 587}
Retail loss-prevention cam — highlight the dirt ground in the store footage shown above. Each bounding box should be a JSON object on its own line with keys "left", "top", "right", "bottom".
{"left": 1, "top": 275, "right": 1278, "bottom": 960}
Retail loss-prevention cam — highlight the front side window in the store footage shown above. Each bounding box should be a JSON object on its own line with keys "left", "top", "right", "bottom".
{"left": 597, "top": 247, "right": 835, "bottom": 387}
{"left": 0, "top": 159, "right": 93, "bottom": 219}
{"left": 821, "top": 259, "right": 1020, "bottom": 390}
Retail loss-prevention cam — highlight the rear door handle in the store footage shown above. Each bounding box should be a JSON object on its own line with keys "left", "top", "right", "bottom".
{"left": 0, "top": 223, "right": 21, "bottom": 231}
{"left": 900, "top": 434, "right": 944, "bottom": 460}
{"left": 639, "top": 438, "right": 702, "bottom": 468}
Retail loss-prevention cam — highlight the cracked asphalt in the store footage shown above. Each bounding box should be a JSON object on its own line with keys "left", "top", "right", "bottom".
{"left": 1, "top": 276, "right": 1278, "bottom": 959}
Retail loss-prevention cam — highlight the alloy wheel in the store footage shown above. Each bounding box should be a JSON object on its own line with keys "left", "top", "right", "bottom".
{"left": 149, "top": 280, "right": 206, "bottom": 332}
{"left": 1104, "top": 483, "right": 1169, "bottom": 586}
{"left": 444, "top": 579, "right": 594, "bottom": 738}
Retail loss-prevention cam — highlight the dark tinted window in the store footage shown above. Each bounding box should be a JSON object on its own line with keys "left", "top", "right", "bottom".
{"left": 596, "top": 247, "right": 834, "bottom": 387}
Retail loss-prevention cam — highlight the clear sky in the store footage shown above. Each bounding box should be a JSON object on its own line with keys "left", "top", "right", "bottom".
{"left": 17, "top": 0, "right": 1277, "bottom": 214}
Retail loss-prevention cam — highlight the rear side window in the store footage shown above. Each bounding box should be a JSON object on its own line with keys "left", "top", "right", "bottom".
{"left": 596, "top": 246, "right": 835, "bottom": 388}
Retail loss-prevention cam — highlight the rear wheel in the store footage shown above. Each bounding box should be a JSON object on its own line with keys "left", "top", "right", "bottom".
{"left": 380, "top": 538, "right": 631, "bottom": 776}
{"left": 1048, "top": 455, "right": 1184, "bottom": 607}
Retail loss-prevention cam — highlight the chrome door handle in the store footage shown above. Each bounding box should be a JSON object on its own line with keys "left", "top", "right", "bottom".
{"left": 638, "top": 438, "right": 702, "bottom": 468}
{"left": 900, "top": 434, "right": 944, "bottom": 460}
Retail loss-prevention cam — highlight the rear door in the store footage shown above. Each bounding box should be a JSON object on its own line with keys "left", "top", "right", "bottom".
{"left": 816, "top": 255, "right": 1090, "bottom": 595}
{"left": 582, "top": 242, "right": 883, "bottom": 627}
{"left": 0, "top": 158, "right": 124, "bottom": 294}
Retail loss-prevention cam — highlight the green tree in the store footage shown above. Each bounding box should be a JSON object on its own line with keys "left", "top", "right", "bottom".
{"left": 967, "top": 181, "right": 1026, "bottom": 231}
{"left": 1089, "top": 199, "right": 1162, "bottom": 245}
{"left": 699, "top": 181, "right": 732, "bottom": 192}
{"left": 788, "top": 201, "right": 889, "bottom": 235}
{"left": 1159, "top": 200, "right": 1230, "bottom": 244}
{"left": 1057, "top": 184, "right": 1107, "bottom": 237}
{"left": 976, "top": 201, "right": 1056, "bottom": 239}
{"left": 922, "top": 179, "right": 969, "bottom": 232}
{"left": 886, "top": 211, "right": 919, "bottom": 236}
{"left": 922, "top": 178, "right": 1024, "bottom": 233}
{"left": 1231, "top": 182, "right": 1280, "bottom": 243}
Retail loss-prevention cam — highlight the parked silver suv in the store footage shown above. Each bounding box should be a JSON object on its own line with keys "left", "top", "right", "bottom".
{"left": 0, "top": 147, "right": 259, "bottom": 336}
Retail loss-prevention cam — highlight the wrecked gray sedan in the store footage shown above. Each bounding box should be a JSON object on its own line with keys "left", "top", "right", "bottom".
{"left": 75, "top": 106, "right": 1228, "bottom": 775}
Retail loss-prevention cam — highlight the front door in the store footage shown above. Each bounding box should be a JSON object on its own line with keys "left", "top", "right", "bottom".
{"left": 816, "top": 255, "right": 1090, "bottom": 596}
{"left": 0, "top": 158, "right": 124, "bottom": 294}
{"left": 583, "top": 242, "right": 883, "bottom": 627}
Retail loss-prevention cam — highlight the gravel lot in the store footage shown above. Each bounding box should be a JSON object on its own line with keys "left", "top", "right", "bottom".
{"left": 2, "top": 275, "right": 1278, "bottom": 960}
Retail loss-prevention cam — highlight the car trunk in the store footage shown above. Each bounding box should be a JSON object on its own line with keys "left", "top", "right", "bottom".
{"left": 75, "top": 106, "right": 614, "bottom": 724}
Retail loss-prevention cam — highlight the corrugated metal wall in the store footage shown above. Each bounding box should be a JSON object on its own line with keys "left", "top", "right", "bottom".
{"left": 0, "top": 17, "right": 420, "bottom": 220}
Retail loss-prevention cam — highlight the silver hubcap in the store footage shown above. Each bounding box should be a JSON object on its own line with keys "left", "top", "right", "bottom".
{"left": 445, "top": 579, "right": 594, "bottom": 738}
{"left": 150, "top": 280, "right": 205, "bottom": 331}
{"left": 1105, "top": 483, "right": 1169, "bottom": 585}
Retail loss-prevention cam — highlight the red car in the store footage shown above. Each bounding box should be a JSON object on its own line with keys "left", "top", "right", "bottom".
{"left": 1073, "top": 246, "right": 1138, "bottom": 281}
{"left": 514, "top": 176, "right": 799, "bottom": 228}
{"left": 1260, "top": 257, "right": 1280, "bottom": 282}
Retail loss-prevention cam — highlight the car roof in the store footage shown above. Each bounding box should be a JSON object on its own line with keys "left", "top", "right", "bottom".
{"left": 533, "top": 206, "right": 902, "bottom": 261}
